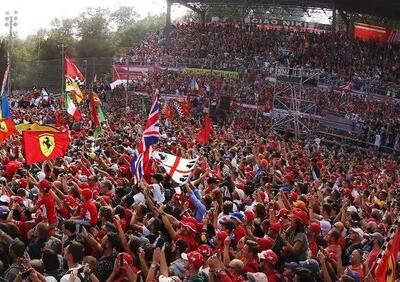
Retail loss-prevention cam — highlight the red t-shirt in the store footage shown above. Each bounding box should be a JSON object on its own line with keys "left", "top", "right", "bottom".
{"left": 309, "top": 239, "right": 318, "bottom": 257}
{"left": 243, "top": 259, "right": 259, "bottom": 273}
{"left": 176, "top": 234, "right": 198, "bottom": 251}
{"left": 80, "top": 200, "right": 98, "bottom": 225}
{"left": 265, "top": 270, "right": 280, "bottom": 282}
{"left": 36, "top": 193, "right": 57, "bottom": 224}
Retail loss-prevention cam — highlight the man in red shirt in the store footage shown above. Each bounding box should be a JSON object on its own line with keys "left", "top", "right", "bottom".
{"left": 259, "top": 250, "right": 282, "bottom": 282}
{"left": 71, "top": 188, "right": 98, "bottom": 226}
{"left": 34, "top": 179, "right": 58, "bottom": 228}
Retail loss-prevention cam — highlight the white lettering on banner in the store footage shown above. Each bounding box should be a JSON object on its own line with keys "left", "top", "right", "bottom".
{"left": 245, "top": 18, "right": 330, "bottom": 31}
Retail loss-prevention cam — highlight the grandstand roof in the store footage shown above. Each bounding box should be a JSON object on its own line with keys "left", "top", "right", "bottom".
{"left": 175, "top": 0, "right": 400, "bottom": 19}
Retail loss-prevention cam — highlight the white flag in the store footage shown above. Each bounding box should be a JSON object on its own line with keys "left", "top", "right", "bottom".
{"left": 152, "top": 151, "right": 198, "bottom": 184}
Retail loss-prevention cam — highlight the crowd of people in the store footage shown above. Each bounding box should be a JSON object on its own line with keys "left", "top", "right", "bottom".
{"left": 126, "top": 67, "right": 400, "bottom": 151}
{"left": 0, "top": 82, "right": 398, "bottom": 282}
{"left": 117, "top": 22, "right": 400, "bottom": 96}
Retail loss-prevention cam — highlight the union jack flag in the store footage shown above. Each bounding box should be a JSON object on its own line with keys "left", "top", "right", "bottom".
{"left": 131, "top": 95, "right": 160, "bottom": 181}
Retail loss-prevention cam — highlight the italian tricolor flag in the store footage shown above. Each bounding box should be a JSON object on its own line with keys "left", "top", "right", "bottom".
{"left": 65, "top": 94, "right": 82, "bottom": 121}
{"left": 89, "top": 92, "right": 106, "bottom": 138}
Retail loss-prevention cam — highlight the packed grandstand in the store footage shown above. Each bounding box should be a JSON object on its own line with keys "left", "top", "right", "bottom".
{"left": 0, "top": 1, "right": 400, "bottom": 282}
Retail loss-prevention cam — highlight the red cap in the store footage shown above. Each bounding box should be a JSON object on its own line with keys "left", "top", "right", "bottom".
{"left": 118, "top": 252, "right": 134, "bottom": 265}
{"left": 38, "top": 179, "right": 52, "bottom": 193}
{"left": 288, "top": 208, "right": 308, "bottom": 224}
{"left": 216, "top": 230, "right": 228, "bottom": 241}
{"left": 181, "top": 251, "right": 204, "bottom": 268}
{"left": 81, "top": 189, "right": 92, "bottom": 200}
{"left": 256, "top": 237, "right": 275, "bottom": 250}
{"left": 236, "top": 182, "right": 245, "bottom": 190}
{"left": 18, "top": 178, "right": 29, "bottom": 189}
{"left": 259, "top": 250, "right": 278, "bottom": 264}
{"left": 197, "top": 244, "right": 213, "bottom": 257}
{"left": 309, "top": 222, "right": 321, "bottom": 234}
{"left": 11, "top": 196, "right": 24, "bottom": 205}
{"left": 288, "top": 192, "right": 299, "bottom": 201}
{"left": 270, "top": 222, "right": 281, "bottom": 233}
{"left": 244, "top": 210, "right": 255, "bottom": 222}
{"left": 277, "top": 208, "right": 289, "bottom": 218}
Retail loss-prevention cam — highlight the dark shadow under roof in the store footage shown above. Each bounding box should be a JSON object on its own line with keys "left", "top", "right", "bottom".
{"left": 175, "top": 0, "right": 400, "bottom": 19}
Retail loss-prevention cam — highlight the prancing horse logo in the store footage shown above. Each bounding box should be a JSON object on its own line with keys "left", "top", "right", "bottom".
{"left": 39, "top": 134, "right": 55, "bottom": 157}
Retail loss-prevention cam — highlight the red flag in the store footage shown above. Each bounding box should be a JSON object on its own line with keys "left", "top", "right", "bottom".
{"left": 64, "top": 56, "right": 85, "bottom": 82}
{"left": 0, "top": 119, "right": 16, "bottom": 143}
{"left": 89, "top": 92, "right": 100, "bottom": 128}
{"left": 23, "top": 131, "right": 70, "bottom": 165}
{"left": 173, "top": 101, "right": 191, "bottom": 118}
{"left": 162, "top": 102, "right": 173, "bottom": 122}
{"left": 196, "top": 114, "right": 212, "bottom": 144}
{"left": 375, "top": 224, "right": 400, "bottom": 282}
{"left": 181, "top": 101, "right": 191, "bottom": 117}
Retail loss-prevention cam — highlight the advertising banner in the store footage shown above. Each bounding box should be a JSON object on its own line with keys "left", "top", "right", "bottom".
{"left": 182, "top": 67, "right": 239, "bottom": 78}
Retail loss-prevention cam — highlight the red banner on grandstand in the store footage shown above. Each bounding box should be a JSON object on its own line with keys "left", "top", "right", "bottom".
{"left": 112, "top": 65, "right": 149, "bottom": 80}
{"left": 354, "top": 23, "right": 391, "bottom": 42}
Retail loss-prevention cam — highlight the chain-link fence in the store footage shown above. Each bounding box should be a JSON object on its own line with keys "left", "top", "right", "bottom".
{"left": 11, "top": 57, "right": 114, "bottom": 93}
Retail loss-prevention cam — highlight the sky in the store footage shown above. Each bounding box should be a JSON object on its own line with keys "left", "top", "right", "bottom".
{"left": 0, "top": 0, "right": 189, "bottom": 38}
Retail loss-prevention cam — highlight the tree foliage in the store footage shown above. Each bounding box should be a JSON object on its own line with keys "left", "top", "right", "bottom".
{"left": 8, "top": 6, "right": 166, "bottom": 90}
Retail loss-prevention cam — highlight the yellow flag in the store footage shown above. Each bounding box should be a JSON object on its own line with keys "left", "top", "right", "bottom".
{"left": 65, "top": 77, "right": 84, "bottom": 104}
{"left": 16, "top": 123, "right": 59, "bottom": 133}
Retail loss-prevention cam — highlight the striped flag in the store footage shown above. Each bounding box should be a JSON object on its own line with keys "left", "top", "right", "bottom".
{"left": 131, "top": 95, "right": 160, "bottom": 181}
{"left": 0, "top": 65, "right": 11, "bottom": 119}
{"left": 173, "top": 101, "right": 190, "bottom": 118}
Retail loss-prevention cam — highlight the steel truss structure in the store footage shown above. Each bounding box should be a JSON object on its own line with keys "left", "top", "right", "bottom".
{"left": 270, "top": 71, "right": 320, "bottom": 139}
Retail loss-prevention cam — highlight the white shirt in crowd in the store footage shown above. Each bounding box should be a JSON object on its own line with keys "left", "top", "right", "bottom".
{"left": 151, "top": 183, "right": 165, "bottom": 204}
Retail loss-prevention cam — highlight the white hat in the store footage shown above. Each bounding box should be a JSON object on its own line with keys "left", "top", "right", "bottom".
{"left": 351, "top": 227, "right": 365, "bottom": 238}
{"left": 158, "top": 275, "right": 181, "bottom": 282}
{"left": 347, "top": 206, "right": 357, "bottom": 213}
{"left": 36, "top": 171, "right": 46, "bottom": 181}
{"left": 319, "top": 220, "right": 332, "bottom": 237}
{"left": 0, "top": 195, "right": 10, "bottom": 204}
{"left": 247, "top": 272, "right": 267, "bottom": 282}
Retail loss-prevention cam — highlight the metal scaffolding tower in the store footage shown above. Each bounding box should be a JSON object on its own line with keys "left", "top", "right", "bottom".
{"left": 270, "top": 69, "right": 320, "bottom": 139}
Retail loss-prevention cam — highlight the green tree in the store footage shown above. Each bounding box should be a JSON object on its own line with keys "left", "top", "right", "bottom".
{"left": 75, "top": 7, "right": 115, "bottom": 58}
{"left": 0, "top": 38, "right": 7, "bottom": 75}
{"left": 113, "top": 14, "right": 166, "bottom": 52}
{"left": 110, "top": 6, "right": 139, "bottom": 30}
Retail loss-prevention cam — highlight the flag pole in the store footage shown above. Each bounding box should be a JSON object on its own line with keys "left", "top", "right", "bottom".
{"left": 125, "top": 60, "right": 129, "bottom": 111}
{"left": 61, "top": 43, "right": 65, "bottom": 95}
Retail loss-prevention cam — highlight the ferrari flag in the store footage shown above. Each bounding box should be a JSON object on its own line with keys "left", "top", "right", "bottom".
{"left": 0, "top": 119, "right": 16, "bottom": 142}
{"left": 23, "top": 131, "right": 70, "bottom": 165}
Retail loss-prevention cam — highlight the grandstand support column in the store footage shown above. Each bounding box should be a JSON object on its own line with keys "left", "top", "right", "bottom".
{"left": 164, "top": 0, "right": 172, "bottom": 47}
{"left": 200, "top": 11, "right": 206, "bottom": 26}
{"left": 332, "top": 1, "right": 336, "bottom": 34}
